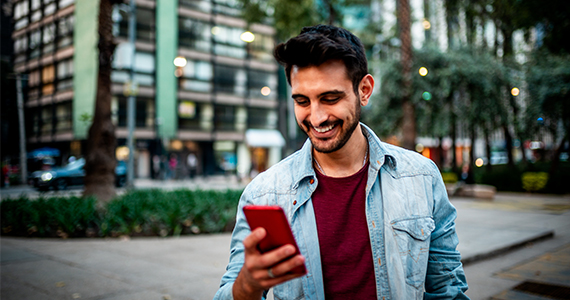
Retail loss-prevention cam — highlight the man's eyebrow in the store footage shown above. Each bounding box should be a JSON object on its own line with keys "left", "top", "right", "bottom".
{"left": 291, "top": 90, "right": 345, "bottom": 99}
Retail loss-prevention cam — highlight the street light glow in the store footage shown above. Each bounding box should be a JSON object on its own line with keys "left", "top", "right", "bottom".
{"left": 261, "top": 86, "right": 271, "bottom": 96}
{"left": 173, "top": 56, "right": 187, "bottom": 68}
{"left": 511, "top": 87, "right": 520, "bottom": 96}
{"left": 419, "top": 67, "right": 428, "bottom": 76}
{"left": 240, "top": 31, "right": 255, "bottom": 43}
{"left": 475, "top": 158, "right": 484, "bottom": 167}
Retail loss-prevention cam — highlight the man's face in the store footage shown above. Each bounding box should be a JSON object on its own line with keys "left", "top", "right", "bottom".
{"left": 290, "top": 60, "right": 364, "bottom": 154}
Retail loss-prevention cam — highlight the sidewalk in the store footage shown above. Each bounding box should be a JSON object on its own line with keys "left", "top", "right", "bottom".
{"left": 2, "top": 192, "right": 570, "bottom": 300}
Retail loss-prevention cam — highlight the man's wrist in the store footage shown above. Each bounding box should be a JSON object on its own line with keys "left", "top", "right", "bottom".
{"left": 233, "top": 272, "right": 263, "bottom": 300}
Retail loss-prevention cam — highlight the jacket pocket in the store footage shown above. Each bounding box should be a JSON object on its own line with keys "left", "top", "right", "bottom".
{"left": 391, "top": 216, "right": 435, "bottom": 288}
{"left": 273, "top": 278, "right": 305, "bottom": 300}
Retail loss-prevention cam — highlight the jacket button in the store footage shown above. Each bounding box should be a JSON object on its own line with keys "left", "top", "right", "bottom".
{"left": 309, "top": 179, "right": 315, "bottom": 184}
{"left": 293, "top": 200, "right": 297, "bottom": 205}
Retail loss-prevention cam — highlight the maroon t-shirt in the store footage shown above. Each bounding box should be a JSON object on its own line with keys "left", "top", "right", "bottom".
{"left": 312, "top": 162, "right": 377, "bottom": 299}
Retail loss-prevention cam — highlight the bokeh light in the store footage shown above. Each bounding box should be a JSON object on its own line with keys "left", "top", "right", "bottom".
{"left": 423, "top": 20, "right": 431, "bottom": 30}
{"left": 419, "top": 67, "right": 428, "bottom": 76}
{"left": 240, "top": 31, "right": 255, "bottom": 43}
{"left": 260, "top": 86, "right": 271, "bottom": 96}
{"left": 415, "top": 143, "right": 424, "bottom": 153}
{"left": 511, "top": 87, "right": 520, "bottom": 96}
{"left": 475, "top": 158, "right": 484, "bottom": 167}
{"left": 422, "top": 91, "right": 432, "bottom": 100}
{"left": 173, "top": 56, "right": 187, "bottom": 68}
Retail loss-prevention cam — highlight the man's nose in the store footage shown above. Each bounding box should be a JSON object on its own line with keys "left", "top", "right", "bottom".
{"left": 310, "top": 103, "right": 328, "bottom": 126}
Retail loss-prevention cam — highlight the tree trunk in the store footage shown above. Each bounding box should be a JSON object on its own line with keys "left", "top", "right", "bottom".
{"left": 485, "top": 127, "right": 492, "bottom": 171}
{"left": 503, "top": 124, "right": 515, "bottom": 168}
{"left": 83, "top": 0, "right": 117, "bottom": 204}
{"left": 549, "top": 135, "right": 567, "bottom": 178}
{"left": 399, "top": 0, "right": 415, "bottom": 150}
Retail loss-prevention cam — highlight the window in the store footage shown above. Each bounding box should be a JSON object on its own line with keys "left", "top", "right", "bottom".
{"left": 42, "top": 65, "right": 55, "bottom": 95}
{"left": 213, "top": 0, "right": 241, "bottom": 17}
{"left": 214, "top": 105, "right": 236, "bottom": 131}
{"left": 248, "top": 69, "right": 277, "bottom": 100}
{"left": 41, "top": 106, "right": 53, "bottom": 135}
{"left": 136, "top": 8, "right": 155, "bottom": 42}
{"left": 57, "top": 59, "right": 73, "bottom": 91}
{"left": 59, "top": 0, "right": 74, "bottom": 9}
{"left": 214, "top": 65, "right": 246, "bottom": 96}
{"left": 178, "top": 101, "right": 202, "bottom": 130}
{"left": 29, "top": 29, "right": 41, "bottom": 58}
{"left": 212, "top": 25, "right": 246, "bottom": 59}
{"left": 180, "top": 60, "right": 212, "bottom": 93}
{"left": 250, "top": 32, "right": 274, "bottom": 62}
{"left": 14, "top": 1, "right": 30, "bottom": 30}
{"left": 43, "top": 23, "right": 56, "bottom": 54}
{"left": 55, "top": 102, "right": 72, "bottom": 131}
{"left": 248, "top": 108, "right": 278, "bottom": 129}
{"left": 117, "top": 97, "right": 152, "bottom": 128}
{"left": 58, "top": 15, "right": 74, "bottom": 49}
{"left": 28, "top": 70, "right": 40, "bottom": 87}
{"left": 179, "top": 0, "right": 211, "bottom": 13}
{"left": 14, "top": 36, "right": 28, "bottom": 54}
{"left": 179, "top": 17, "right": 211, "bottom": 52}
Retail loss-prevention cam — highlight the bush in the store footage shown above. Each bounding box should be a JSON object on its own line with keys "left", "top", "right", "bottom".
{"left": 521, "top": 172, "right": 549, "bottom": 192}
{"left": 1, "top": 189, "right": 242, "bottom": 238}
{"left": 441, "top": 172, "right": 459, "bottom": 184}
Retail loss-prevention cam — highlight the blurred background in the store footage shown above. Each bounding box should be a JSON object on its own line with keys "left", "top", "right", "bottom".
{"left": 1, "top": 0, "right": 568, "bottom": 194}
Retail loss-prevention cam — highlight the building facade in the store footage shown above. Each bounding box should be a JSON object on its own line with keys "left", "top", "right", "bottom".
{"left": 11, "top": 0, "right": 285, "bottom": 179}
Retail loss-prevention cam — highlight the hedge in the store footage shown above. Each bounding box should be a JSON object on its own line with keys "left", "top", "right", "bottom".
{"left": 1, "top": 189, "right": 242, "bottom": 238}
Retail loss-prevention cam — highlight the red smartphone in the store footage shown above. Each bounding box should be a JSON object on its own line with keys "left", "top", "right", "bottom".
{"left": 243, "top": 205, "right": 307, "bottom": 275}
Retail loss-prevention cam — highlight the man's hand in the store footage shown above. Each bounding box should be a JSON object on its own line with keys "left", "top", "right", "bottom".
{"left": 232, "top": 228, "right": 306, "bottom": 300}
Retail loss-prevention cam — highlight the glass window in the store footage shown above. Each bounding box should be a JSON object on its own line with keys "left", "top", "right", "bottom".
{"left": 214, "top": 65, "right": 246, "bottom": 96}
{"left": 44, "top": 3, "right": 56, "bottom": 15}
{"left": 248, "top": 108, "right": 277, "bottom": 129}
{"left": 214, "top": 105, "right": 235, "bottom": 131}
{"left": 41, "top": 106, "right": 52, "bottom": 135}
{"left": 43, "top": 23, "right": 56, "bottom": 54}
{"left": 58, "top": 15, "right": 74, "bottom": 49}
{"left": 134, "top": 52, "right": 155, "bottom": 73}
{"left": 59, "top": 0, "right": 74, "bottom": 9}
{"left": 28, "top": 70, "right": 40, "bottom": 87}
{"left": 112, "top": 6, "right": 129, "bottom": 38}
{"left": 180, "top": 60, "right": 212, "bottom": 92}
{"left": 179, "top": 17, "right": 211, "bottom": 52}
{"left": 42, "top": 65, "right": 55, "bottom": 83}
{"left": 29, "top": 29, "right": 41, "bottom": 58}
{"left": 14, "top": 1, "right": 29, "bottom": 20}
{"left": 32, "top": 0, "right": 41, "bottom": 9}
{"left": 14, "top": 36, "right": 28, "bottom": 54}
{"left": 212, "top": 25, "right": 246, "bottom": 59}
{"left": 213, "top": 0, "right": 241, "bottom": 17}
{"left": 117, "top": 97, "right": 151, "bottom": 128}
{"left": 57, "top": 59, "right": 73, "bottom": 91}
{"left": 248, "top": 69, "right": 277, "bottom": 100}
{"left": 55, "top": 102, "right": 72, "bottom": 131}
{"left": 136, "top": 8, "right": 155, "bottom": 42}
{"left": 179, "top": 0, "right": 211, "bottom": 13}
{"left": 178, "top": 101, "right": 202, "bottom": 130}
{"left": 250, "top": 32, "right": 274, "bottom": 62}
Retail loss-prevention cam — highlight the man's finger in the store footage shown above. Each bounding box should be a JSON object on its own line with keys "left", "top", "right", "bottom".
{"left": 243, "top": 228, "right": 266, "bottom": 254}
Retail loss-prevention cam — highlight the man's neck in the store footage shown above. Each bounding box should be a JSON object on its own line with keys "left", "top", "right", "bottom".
{"left": 313, "top": 125, "right": 368, "bottom": 178}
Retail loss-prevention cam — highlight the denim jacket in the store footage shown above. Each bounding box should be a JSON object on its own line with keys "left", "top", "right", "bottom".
{"left": 215, "top": 124, "right": 469, "bottom": 300}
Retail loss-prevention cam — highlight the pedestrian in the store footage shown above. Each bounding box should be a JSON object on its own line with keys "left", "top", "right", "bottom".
{"left": 186, "top": 152, "right": 197, "bottom": 179}
{"left": 169, "top": 154, "right": 178, "bottom": 180}
{"left": 214, "top": 25, "right": 469, "bottom": 299}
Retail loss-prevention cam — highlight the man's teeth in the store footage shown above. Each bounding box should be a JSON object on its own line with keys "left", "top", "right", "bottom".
{"left": 314, "top": 124, "right": 334, "bottom": 133}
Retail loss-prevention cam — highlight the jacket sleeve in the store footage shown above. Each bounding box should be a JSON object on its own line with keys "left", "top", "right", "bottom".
{"left": 213, "top": 191, "right": 269, "bottom": 300}
{"left": 424, "top": 168, "right": 469, "bottom": 299}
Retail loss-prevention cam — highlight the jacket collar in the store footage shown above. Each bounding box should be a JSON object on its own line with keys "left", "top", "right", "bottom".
{"left": 291, "top": 123, "right": 397, "bottom": 189}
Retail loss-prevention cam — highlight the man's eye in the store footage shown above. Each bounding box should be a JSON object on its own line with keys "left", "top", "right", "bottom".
{"left": 294, "top": 99, "right": 309, "bottom": 106}
{"left": 323, "top": 97, "right": 340, "bottom": 103}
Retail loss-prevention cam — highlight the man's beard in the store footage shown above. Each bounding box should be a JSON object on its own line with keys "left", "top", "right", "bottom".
{"left": 301, "top": 100, "right": 361, "bottom": 154}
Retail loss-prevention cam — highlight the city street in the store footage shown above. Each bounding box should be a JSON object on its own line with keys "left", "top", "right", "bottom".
{"left": 1, "top": 182, "right": 570, "bottom": 299}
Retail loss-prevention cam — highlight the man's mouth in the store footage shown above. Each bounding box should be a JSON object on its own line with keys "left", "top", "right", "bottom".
{"left": 313, "top": 124, "right": 335, "bottom": 133}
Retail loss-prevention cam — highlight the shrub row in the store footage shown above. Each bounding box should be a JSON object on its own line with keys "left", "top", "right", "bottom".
{"left": 1, "top": 189, "right": 242, "bottom": 238}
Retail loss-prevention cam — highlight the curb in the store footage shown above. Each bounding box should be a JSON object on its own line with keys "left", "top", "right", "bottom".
{"left": 462, "top": 230, "right": 555, "bottom": 266}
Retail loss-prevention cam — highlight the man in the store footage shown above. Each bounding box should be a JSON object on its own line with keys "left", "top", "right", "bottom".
{"left": 215, "top": 25, "right": 468, "bottom": 299}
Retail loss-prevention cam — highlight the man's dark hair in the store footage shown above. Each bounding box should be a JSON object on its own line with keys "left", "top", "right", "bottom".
{"left": 273, "top": 24, "right": 368, "bottom": 94}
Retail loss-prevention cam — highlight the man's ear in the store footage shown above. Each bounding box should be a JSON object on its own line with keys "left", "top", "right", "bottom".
{"left": 359, "top": 74, "right": 375, "bottom": 106}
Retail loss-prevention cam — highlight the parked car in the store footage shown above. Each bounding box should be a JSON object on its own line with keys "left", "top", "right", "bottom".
{"left": 30, "top": 158, "right": 127, "bottom": 191}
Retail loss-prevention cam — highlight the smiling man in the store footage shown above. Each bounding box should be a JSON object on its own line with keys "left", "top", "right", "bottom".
{"left": 214, "top": 25, "right": 469, "bottom": 300}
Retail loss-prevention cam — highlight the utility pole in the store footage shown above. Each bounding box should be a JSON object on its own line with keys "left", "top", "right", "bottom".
{"left": 126, "top": 0, "right": 137, "bottom": 188}
{"left": 16, "top": 74, "right": 27, "bottom": 185}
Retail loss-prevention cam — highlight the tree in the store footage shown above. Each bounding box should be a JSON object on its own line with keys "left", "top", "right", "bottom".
{"left": 83, "top": 0, "right": 120, "bottom": 204}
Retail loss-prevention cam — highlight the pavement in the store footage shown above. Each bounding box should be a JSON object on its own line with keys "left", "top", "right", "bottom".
{"left": 1, "top": 181, "right": 570, "bottom": 300}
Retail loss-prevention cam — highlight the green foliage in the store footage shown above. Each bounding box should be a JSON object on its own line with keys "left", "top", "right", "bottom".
{"left": 441, "top": 172, "right": 459, "bottom": 184}
{"left": 521, "top": 172, "right": 549, "bottom": 192}
{"left": 1, "top": 189, "right": 243, "bottom": 238}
